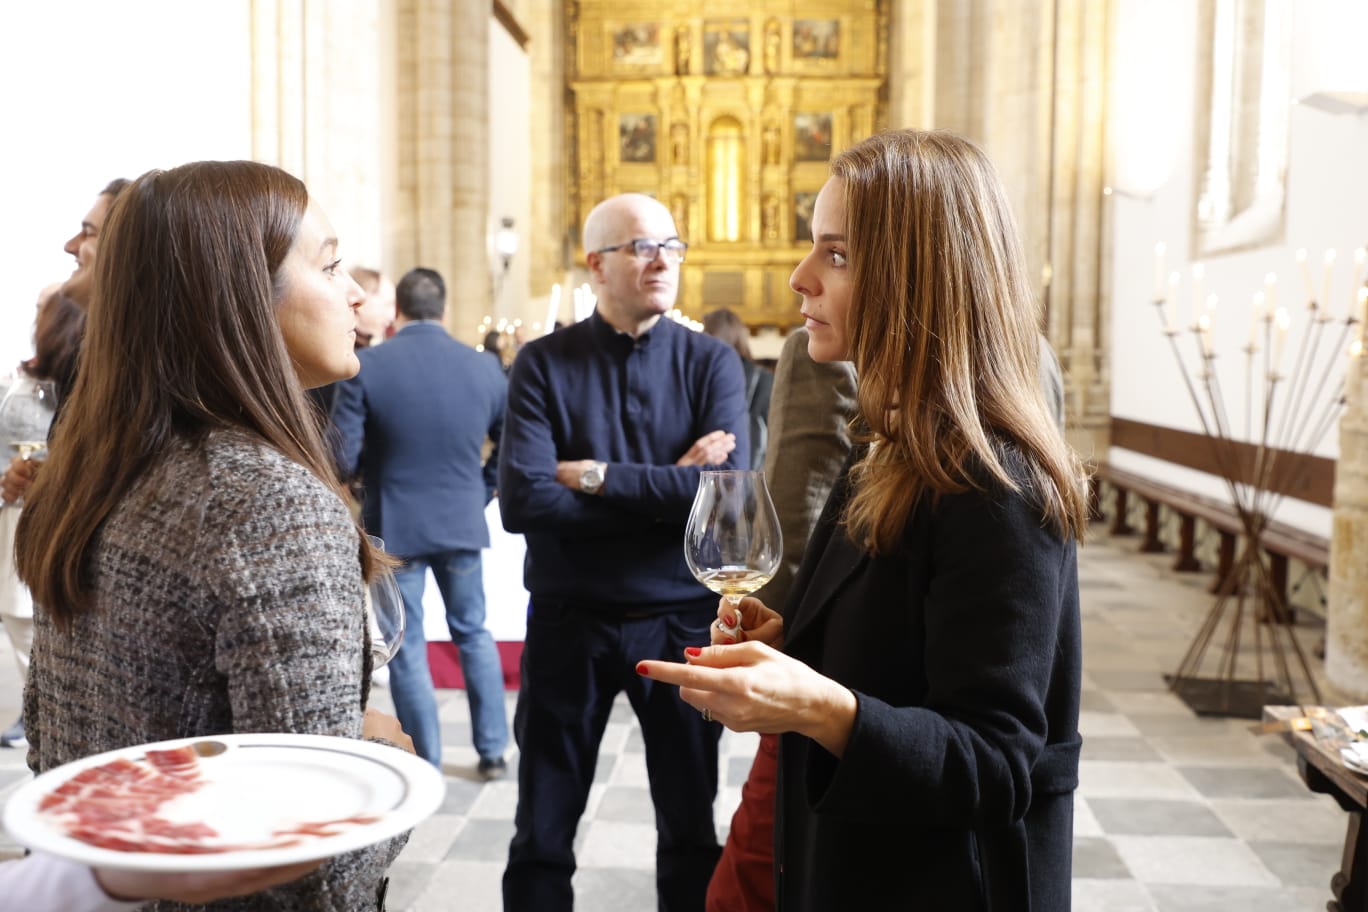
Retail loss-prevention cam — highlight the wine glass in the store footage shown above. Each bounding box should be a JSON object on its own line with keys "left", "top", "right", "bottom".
{"left": 364, "top": 537, "right": 406, "bottom": 668}
{"left": 684, "top": 470, "right": 783, "bottom": 633}
{"left": 0, "top": 377, "right": 58, "bottom": 508}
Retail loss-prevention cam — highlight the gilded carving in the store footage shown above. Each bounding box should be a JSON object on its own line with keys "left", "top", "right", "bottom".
{"left": 762, "top": 120, "right": 781, "bottom": 166}
{"left": 671, "top": 121, "right": 689, "bottom": 165}
{"left": 566, "top": 3, "right": 887, "bottom": 326}
{"left": 674, "top": 25, "right": 691, "bottom": 76}
{"left": 764, "top": 18, "right": 781, "bottom": 74}
{"left": 762, "top": 192, "right": 779, "bottom": 241}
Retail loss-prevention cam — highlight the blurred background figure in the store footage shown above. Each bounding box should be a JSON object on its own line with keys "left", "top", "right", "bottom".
{"left": 350, "top": 266, "right": 396, "bottom": 347}
{"left": 703, "top": 308, "right": 772, "bottom": 471}
{"left": 483, "top": 329, "right": 510, "bottom": 373}
{"left": 0, "top": 285, "right": 84, "bottom": 749}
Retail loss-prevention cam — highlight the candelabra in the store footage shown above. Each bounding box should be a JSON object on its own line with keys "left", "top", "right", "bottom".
{"left": 1150, "top": 246, "right": 1365, "bottom": 717}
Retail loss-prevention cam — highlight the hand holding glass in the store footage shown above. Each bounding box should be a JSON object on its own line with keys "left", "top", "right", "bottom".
{"left": 0, "top": 378, "right": 58, "bottom": 507}
{"left": 363, "top": 538, "right": 406, "bottom": 668}
{"left": 684, "top": 470, "right": 782, "bottom": 633}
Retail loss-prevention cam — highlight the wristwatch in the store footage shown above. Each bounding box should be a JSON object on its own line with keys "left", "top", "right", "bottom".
{"left": 580, "top": 461, "right": 607, "bottom": 494}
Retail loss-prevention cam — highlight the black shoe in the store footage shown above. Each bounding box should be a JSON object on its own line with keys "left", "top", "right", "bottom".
{"left": 476, "top": 756, "right": 507, "bottom": 781}
{"left": 0, "top": 716, "right": 25, "bottom": 749}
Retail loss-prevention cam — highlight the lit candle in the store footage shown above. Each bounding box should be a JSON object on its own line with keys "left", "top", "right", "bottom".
{"left": 1320, "top": 249, "right": 1337, "bottom": 314}
{"left": 1166, "top": 271, "right": 1180, "bottom": 331}
{"left": 1272, "top": 307, "right": 1290, "bottom": 375}
{"left": 1263, "top": 272, "right": 1277, "bottom": 319}
{"left": 1248, "top": 291, "right": 1264, "bottom": 349}
{"left": 1153, "top": 242, "right": 1166, "bottom": 301}
{"left": 1191, "top": 263, "right": 1205, "bottom": 328}
{"left": 1350, "top": 248, "right": 1366, "bottom": 321}
{"left": 1296, "top": 248, "right": 1314, "bottom": 303}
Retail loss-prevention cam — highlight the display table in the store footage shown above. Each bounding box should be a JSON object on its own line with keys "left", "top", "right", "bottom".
{"left": 1263, "top": 705, "right": 1366, "bottom": 911}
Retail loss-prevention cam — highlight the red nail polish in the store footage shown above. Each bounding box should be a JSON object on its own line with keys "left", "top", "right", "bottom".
{"left": 684, "top": 646, "right": 702, "bottom": 657}
{"left": 635, "top": 662, "right": 649, "bottom": 675}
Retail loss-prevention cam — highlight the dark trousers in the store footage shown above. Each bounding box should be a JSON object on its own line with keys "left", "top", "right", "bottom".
{"left": 502, "top": 597, "right": 723, "bottom": 911}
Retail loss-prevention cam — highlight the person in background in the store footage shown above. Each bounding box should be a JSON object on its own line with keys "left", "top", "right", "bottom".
{"left": 0, "top": 286, "right": 86, "bottom": 750}
{"left": 704, "top": 326, "right": 857, "bottom": 911}
{"left": 640, "top": 130, "right": 1088, "bottom": 910}
{"left": 498, "top": 192, "right": 748, "bottom": 911}
{"left": 702, "top": 307, "right": 772, "bottom": 471}
{"left": 333, "top": 267, "right": 510, "bottom": 776}
{"left": 350, "top": 266, "right": 396, "bottom": 348}
{"left": 482, "top": 328, "right": 509, "bottom": 373}
{"left": 16, "top": 159, "right": 412, "bottom": 911}
{"left": 1, "top": 179, "right": 128, "bottom": 507}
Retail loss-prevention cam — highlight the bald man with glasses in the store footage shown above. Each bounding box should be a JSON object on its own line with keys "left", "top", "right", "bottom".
{"left": 498, "top": 193, "right": 749, "bottom": 911}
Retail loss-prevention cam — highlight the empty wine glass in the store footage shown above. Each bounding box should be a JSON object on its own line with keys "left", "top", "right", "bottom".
{"left": 364, "top": 537, "right": 406, "bottom": 668}
{"left": 0, "top": 377, "right": 58, "bottom": 508}
{"left": 684, "top": 470, "right": 782, "bottom": 629}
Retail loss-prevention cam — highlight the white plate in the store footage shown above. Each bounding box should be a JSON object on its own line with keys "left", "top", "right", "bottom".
{"left": 2, "top": 733, "right": 445, "bottom": 872}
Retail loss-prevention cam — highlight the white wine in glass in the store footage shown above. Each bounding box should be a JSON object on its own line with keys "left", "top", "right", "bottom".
{"left": 684, "top": 470, "right": 782, "bottom": 612}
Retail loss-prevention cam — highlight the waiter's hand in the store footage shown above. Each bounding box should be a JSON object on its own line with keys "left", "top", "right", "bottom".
{"left": 96, "top": 860, "right": 323, "bottom": 903}
{"left": 363, "top": 707, "right": 415, "bottom": 754}
{"left": 1, "top": 455, "right": 38, "bottom": 504}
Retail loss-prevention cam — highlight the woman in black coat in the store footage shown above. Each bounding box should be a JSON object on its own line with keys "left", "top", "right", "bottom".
{"left": 640, "top": 129, "right": 1088, "bottom": 910}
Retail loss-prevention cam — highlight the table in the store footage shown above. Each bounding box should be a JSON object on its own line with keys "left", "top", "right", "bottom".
{"left": 1264, "top": 705, "right": 1366, "bottom": 911}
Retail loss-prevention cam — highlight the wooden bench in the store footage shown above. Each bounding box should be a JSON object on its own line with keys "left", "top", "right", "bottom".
{"left": 1090, "top": 462, "right": 1329, "bottom": 620}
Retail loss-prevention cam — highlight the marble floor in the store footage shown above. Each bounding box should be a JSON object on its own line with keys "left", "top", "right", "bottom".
{"left": 0, "top": 531, "right": 1353, "bottom": 910}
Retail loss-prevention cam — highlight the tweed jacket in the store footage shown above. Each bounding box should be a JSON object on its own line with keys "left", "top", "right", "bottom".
{"left": 25, "top": 431, "right": 403, "bottom": 912}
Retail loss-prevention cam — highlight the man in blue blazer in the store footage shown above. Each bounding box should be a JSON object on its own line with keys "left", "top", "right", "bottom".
{"left": 332, "top": 267, "right": 509, "bottom": 775}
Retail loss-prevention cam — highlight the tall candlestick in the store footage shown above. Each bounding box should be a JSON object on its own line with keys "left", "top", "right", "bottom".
{"left": 1272, "top": 307, "right": 1290, "bottom": 375}
{"left": 1153, "top": 242, "right": 1166, "bottom": 300}
{"left": 1263, "top": 272, "right": 1277, "bottom": 319}
{"left": 1320, "top": 249, "right": 1336, "bottom": 315}
{"left": 1166, "top": 271, "right": 1180, "bottom": 332}
{"left": 1350, "top": 248, "right": 1366, "bottom": 321}
{"left": 1248, "top": 291, "right": 1264, "bottom": 349}
{"left": 1296, "top": 248, "right": 1314, "bottom": 303}
{"left": 1191, "top": 263, "right": 1205, "bottom": 328}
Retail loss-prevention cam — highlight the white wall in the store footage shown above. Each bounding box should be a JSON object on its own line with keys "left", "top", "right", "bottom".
{"left": 1107, "top": 0, "right": 1368, "bottom": 535}
{"left": 0, "top": 2, "right": 254, "bottom": 373}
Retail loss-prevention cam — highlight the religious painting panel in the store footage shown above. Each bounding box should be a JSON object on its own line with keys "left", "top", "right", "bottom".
{"left": 619, "top": 114, "right": 657, "bottom": 164}
{"left": 794, "top": 113, "right": 833, "bottom": 162}
{"left": 794, "top": 191, "right": 818, "bottom": 242}
{"left": 611, "top": 22, "right": 662, "bottom": 67}
{"left": 793, "top": 20, "right": 839, "bottom": 60}
{"left": 704, "top": 20, "right": 751, "bottom": 76}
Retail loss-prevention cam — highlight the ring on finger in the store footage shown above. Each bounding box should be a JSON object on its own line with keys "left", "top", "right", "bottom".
{"left": 701, "top": 707, "right": 713, "bottom": 723}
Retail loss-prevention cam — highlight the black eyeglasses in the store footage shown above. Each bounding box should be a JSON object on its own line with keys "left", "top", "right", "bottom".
{"left": 594, "top": 238, "right": 689, "bottom": 263}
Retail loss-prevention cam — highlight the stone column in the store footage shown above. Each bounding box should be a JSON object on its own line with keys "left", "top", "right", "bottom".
{"left": 1328, "top": 360, "right": 1368, "bottom": 697}
{"left": 908, "top": 0, "right": 1112, "bottom": 451}
{"left": 527, "top": 0, "right": 568, "bottom": 315}
{"left": 393, "top": 0, "right": 490, "bottom": 338}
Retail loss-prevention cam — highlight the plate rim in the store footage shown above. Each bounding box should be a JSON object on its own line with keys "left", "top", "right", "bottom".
{"left": 2, "top": 732, "right": 445, "bottom": 872}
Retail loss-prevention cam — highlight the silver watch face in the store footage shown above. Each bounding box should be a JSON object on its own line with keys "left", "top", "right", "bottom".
{"left": 581, "top": 464, "right": 604, "bottom": 491}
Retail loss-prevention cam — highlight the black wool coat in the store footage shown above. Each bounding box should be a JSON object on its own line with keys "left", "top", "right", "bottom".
{"left": 775, "top": 454, "right": 1082, "bottom": 911}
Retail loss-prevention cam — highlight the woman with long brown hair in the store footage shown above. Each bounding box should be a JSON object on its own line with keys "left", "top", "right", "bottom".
{"left": 641, "top": 130, "right": 1087, "bottom": 909}
{"left": 17, "top": 160, "right": 408, "bottom": 911}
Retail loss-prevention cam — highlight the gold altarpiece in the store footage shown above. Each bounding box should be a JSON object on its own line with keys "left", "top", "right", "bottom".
{"left": 566, "top": 1, "right": 887, "bottom": 328}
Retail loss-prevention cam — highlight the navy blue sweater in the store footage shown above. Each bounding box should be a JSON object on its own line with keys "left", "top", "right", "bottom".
{"left": 498, "top": 311, "right": 749, "bottom": 609}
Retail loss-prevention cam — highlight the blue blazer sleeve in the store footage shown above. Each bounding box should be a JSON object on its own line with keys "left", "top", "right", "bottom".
{"left": 329, "top": 373, "right": 367, "bottom": 479}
